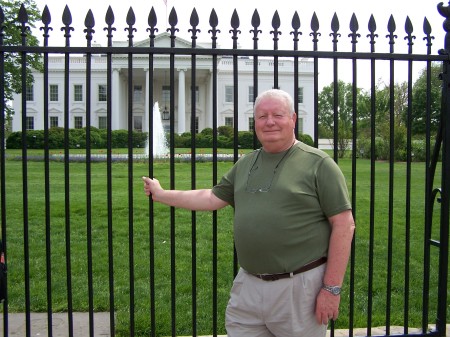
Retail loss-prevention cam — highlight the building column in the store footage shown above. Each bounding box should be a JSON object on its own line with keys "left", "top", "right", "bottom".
{"left": 206, "top": 71, "right": 213, "bottom": 129}
{"left": 177, "top": 68, "right": 186, "bottom": 134}
{"left": 112, "top": 68, "right": 121, "bottom": 130}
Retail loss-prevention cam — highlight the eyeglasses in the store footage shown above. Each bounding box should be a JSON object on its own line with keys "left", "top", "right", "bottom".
{"left": 245, "top": 143, "right": 295, "bottom": 193}
{"left": 245, "top": 151, "right": 277, "bottom": 193}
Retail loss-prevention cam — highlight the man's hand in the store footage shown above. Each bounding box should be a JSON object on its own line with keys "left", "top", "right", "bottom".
{"left": 142, "top": 176, "right": 163, "bottom": 199}
{"left": 315, "top": 288, "right": 340, "bottom": 325}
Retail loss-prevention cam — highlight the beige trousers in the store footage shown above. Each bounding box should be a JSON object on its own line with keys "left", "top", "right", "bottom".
{"left": 225, "top": 264, "right": 327, "bottom": 337}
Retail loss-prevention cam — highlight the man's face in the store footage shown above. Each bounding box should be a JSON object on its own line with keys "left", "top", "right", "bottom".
{"left": 254, "top": 97, "right": 296, "bottom": 149}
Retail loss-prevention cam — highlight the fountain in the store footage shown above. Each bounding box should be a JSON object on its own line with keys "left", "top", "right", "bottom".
{"left": 145, "top": 102, "right": 169, "bottom": 157}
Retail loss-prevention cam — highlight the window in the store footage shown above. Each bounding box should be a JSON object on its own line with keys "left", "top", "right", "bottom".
{"left": 195, "top": 117, "right": 199, "bottom": 134}
{"left": 248, "top": 86, "right": 254, "bottom": 103}
{"left": 225, "top": 117, "right": 234, "bottom": 127}
{"left": 98, "top": 84, "right": 107, "bottom": 102}
{"left": 26, "top": 116, "right": 34, "bottom": 130}
{"left": 50, "top": 116, "right": 58, "bottom": 128}
{"left": 298, "top": 117, "right": 304, "bottom": 133}
{"left": 298, "top": 87, "right": 304, "bottom": 104}
{"left": 133, "top": 116, "right": 142, "bottom": 132}
{"left": 50, "top": 85, "right": 59, "bottom": 101}
{"left": 74, "top": 85, "right": 83, "bottom": 102}
{"left": 74, "top": 116, "right": 83, "bottom": 129}
{"left": 162, "top": 85, "right": 170, "bottom": 106}
{"left": 25, "top": 85, "right": 34, "bottom": 101}
{"left": 133, "top": 85, "right": 143, "bottom": 102}
{"left": 248, "top": 117, "right": 254, "bottom": 132}
{"left": 98, "top": 116, "right": 107, "bottom": 129}
{"left": 225, "top": 86, "right": 233, "bottom": 103}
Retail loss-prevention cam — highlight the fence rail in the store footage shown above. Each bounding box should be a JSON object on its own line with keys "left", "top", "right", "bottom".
{"left": 0, "top": 2, "right": 449, "bottom": 337}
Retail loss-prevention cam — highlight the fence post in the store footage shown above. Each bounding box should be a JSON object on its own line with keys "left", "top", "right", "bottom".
{"left": 437, "top": 2, "right": 450, "bottom": 335}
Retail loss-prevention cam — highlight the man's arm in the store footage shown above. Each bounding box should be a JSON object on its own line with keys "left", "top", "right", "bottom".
{"left": 142, "top": 177, "right": 229, "bottom": 211}
{"left": 315, "top": 209, "right": 355, "bottom": 325}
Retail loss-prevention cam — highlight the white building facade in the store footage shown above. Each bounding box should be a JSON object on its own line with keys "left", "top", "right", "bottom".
{"left": 12, "top": 33, "right": 315, "bottom": 137}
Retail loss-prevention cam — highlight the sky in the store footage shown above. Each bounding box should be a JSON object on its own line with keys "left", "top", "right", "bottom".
{"left": 29, "top": 0, "right": 448, "bottom": 88}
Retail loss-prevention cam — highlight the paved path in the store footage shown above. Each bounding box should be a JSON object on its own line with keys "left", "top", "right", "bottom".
{"left": 0, "top": 313, "right": 448, "bottom": 336}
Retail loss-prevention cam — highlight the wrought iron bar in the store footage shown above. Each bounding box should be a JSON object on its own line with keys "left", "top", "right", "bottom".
{"left": 104, "top": 5, "right": 116, "bottom": 337}
{"left": 40, "top": 5, "right": 54, "bottom": 337}
{"left": 61, "top": 4, "right": 75, "bottom": 336}
{"left": 125, "top": 7, "right": 136, "bottom": 336}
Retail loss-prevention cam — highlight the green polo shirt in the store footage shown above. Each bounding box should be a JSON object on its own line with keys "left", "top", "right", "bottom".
{"left": 212, "top": 141, "right": 351, "bottom": 274}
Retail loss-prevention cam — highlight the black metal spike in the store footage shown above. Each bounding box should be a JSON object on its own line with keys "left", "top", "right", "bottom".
{"left": 209, "top": 8, "right": 218, "bottom": 28}
{"left": 105, "top": 6, "right": 115, "bottom": 26}
{"left": 272, "top": 10, "right": 280, "bottom": 30}
{"left": 208, "top": 9, "right": 220, "bottom": 48}
{"left": 310, "top": 12, "right": 321, "bottom": 51}
{"left": 62, "top": 5, "right": 72, "bottom": 26}
{"left": 231, "top": 9, "right": 240, "bottom": 30}
{"left": 290, "top": 11, "right": 302, "bottom": 50}
{"left": 0, "top": 6, "right": 4, "bottom": 26}
{"left": 311, "top": 12, "right": 319, "bottom": 32}
{"left": 405, "top": 16, "right": 413, "bottom": 35}
{"left": 148, "top": 7, "right": 157, "bottom": 27}
{"left": 368, "top": 14, "right": 376, "bottom": 33}
{"left": 126, "top": 7, "right": 136, "bottom": 26}
{"left": 251, "top": 9, "right": 260, "bottom": 29}
{"left": 42, "top": 5, "right": 51, "bottom": 26}
{"left": 18, "top": 3, "right": 28, "bottom": 24}
{"left": 190, "top": 8, "right": 199, "bottom": 28}
{"left": 350, "top": 13, "right": 359, "bottom": 33}
{"left": 147, "top": 7, "right": 158, "bottom": 45}
{"left": 189, "top": 8, "right": 200, "bottom": 45}
{"left": 367, "top": 14, "right": 378, "bottom": 53}
{"left": 387, "top": 14, "right": 396, "bottom": 33}
{"left": 104, "top": 6, "right": 116, "bottom": 47}
{"left": 386, "top": 15, "right": 397, "bottom": 52}
{"left": 349, "top": 13, "right": 360, "bottom": 51}
{"left": 168, "top": 7, "right": 178, "bottom": 27}
{"left": 85, "top": 10, "right": 95, "bottom": 30}
{"left": 40, "top": 5, "right": 53, "bottom": 44}
{"left": 422, "top": 17, "right": 434, "bottom": 52}
{"left": 331, "top": 12, "right": 339, "bottom": 33}
{"left": 166, "top": 7, "right": 179, "bottom": 38}
{"left": 404, "top": 16, "right": 415, "bottom": 51}
{"left": 84, "top": 9, "right": 95, "bottom": 44}
{"left": 330, "top": 12, "right": 341, "bottom": 51}
{"left": 291, "top": 11, "right": 300, "bottom": 31}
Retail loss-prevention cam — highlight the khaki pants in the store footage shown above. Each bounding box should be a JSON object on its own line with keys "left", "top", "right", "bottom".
{"left": 225, "top": 264, "right": 327, "bottom": 337}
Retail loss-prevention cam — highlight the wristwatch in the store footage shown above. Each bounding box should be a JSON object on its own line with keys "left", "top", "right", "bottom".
{"left": 322, "top": 284, "right": 341, "bottom": 295}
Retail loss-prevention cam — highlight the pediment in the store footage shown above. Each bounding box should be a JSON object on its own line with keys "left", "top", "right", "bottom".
{"left": 70, "top": 108, "right": 85, "bottom": 114}
{"left": 134, "top": 32, "right": 201, "bottom": 49}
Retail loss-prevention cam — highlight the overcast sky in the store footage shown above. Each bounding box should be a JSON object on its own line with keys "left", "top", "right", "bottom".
{"left": 30, "top": 0, "right": 447, "bottom": 88}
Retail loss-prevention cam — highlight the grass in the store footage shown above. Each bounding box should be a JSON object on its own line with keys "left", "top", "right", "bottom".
{"left": 0, "top": 150, "right": 447, "bottom": 336}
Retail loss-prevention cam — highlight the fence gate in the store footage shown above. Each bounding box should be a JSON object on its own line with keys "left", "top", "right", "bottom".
{"left": 0, "top": 2, "right": 449, "bottom": 337}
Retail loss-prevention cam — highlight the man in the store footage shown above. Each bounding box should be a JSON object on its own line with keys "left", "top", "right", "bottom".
{"left": 143, "top": 89, "right": 355, "bottom": 337}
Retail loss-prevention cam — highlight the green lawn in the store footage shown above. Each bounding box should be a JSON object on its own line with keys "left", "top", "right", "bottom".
{"left": 0, "top": 153, "right": 446, "bottom": 336}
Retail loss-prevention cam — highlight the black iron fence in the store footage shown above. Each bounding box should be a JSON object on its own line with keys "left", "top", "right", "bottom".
{"left": 0, "top": 2, "right": 449, "bottom": 337}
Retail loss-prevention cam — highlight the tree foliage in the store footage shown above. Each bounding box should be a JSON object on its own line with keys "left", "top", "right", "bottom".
{"left": 411, "top": 62, "right": 442, "bottom": 135}
{"left": 1, "top": 0, "right": 43, "bottom": 126}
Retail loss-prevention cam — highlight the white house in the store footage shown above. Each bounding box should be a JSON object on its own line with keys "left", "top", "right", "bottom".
{"left": 12, "top": 33, "right": 315, "bottom": 137}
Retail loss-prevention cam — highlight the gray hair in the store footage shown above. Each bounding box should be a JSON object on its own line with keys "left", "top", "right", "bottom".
{"left": 253, "top": 89, "right": 295, "bottom": 116}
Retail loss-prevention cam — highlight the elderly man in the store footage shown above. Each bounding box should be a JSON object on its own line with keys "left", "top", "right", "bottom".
{"left": 143, "top": 89, "right": 355, "bottom": 337}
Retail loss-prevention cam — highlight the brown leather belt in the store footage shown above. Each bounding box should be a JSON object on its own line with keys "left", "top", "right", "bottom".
{"left": 251, "top": 257, "right": 327, "bottom": 281}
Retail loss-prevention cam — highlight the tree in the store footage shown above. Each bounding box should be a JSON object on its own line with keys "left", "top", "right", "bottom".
{"left": 1, "top": 0, "right": 43, "bottom": 132}
{"left": 411, "top": 62, "right": 442, "bottom": 135}
{"left": 318, "top": 80, "right": 368, "bottom": 158}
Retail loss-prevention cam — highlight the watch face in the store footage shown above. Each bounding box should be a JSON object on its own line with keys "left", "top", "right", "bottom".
{"left": 331, "top": 287, "right": 341, "bottom": 295}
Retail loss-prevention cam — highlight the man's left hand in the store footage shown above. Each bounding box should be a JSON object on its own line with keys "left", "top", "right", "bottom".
{"left": 315, "top": 289, "right": 340, "bottom": 325}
